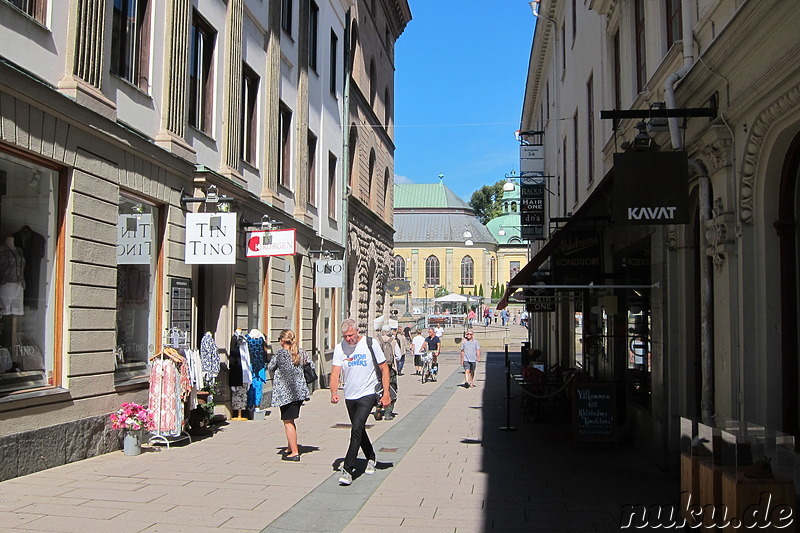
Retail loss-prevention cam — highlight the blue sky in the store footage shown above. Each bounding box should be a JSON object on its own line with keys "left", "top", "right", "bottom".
{"left": 394, "top": 2, "right": 537, "bottom": 202}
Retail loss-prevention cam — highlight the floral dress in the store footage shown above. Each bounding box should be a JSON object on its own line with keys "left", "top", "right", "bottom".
{"left": 267, "top": 348, "right": 309, "bottom": 408}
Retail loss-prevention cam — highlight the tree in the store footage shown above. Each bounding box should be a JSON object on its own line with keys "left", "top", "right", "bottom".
{"left": 469, "top": 181, "right": 505, "bottom": 224}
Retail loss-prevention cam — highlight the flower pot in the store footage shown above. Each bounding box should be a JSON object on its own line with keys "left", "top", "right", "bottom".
{"left": 197, "top": 391, "right": 210, "bottom": 405}
{"left": 123, "top": 429, "right": 143, "bottom": 456}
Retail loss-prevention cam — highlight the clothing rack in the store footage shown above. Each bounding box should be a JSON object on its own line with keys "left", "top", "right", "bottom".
{"left": 148, "top": 328, "right": 192, "bottom": 449}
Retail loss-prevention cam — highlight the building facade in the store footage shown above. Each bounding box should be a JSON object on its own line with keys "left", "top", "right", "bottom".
{"left": 0, "top": 0, "right": 387, "bottom": 480}
{"left": 508, "top": 0, "right": 800, "bottom": 470}
{"left": 344, "top": 0, "right": 411, "bottom": 332}
{"left": 393, "top": 181, "right": 498, "bottom": 315}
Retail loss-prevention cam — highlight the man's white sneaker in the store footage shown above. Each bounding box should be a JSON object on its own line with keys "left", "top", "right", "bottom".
{"left": 365, "top": 459, "right": 376, "bottom": 475}
{"left": 338, "top": 468, "right": 353, "bottom": 485}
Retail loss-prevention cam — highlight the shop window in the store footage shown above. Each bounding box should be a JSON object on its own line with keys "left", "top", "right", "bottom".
{"left": 0, "top": 151, "right": 59, "bottom": 394}
{"left": 111, "top": 0, "right": 151, "bottom": 90}
{"left": 116, "top": 195, "right": 159, "bottom": 381}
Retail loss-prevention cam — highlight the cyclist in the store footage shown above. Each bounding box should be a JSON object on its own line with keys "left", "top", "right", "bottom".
{"left": 422, "top": 328, "right": 441, "bottom": 379}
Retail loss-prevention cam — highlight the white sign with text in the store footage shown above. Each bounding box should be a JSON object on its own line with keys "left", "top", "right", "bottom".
{"left": 246, "top": 228, "right": 296, "bottom": 257}
{"left": 185, "top": 212, "right": 237, "bottom": 264}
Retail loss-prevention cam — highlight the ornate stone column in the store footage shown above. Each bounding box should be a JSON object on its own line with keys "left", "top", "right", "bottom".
{"left": 58, "top": 0, "right": 116, "bottom": 119}
{"left": 155, "top": 0, "right": 195, "bottom": 161}
{"left": 220, "top": 0, "right": 244, "bottom": 183}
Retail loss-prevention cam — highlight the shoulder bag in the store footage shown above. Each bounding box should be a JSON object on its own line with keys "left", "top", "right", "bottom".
{"left": 301, "top": 349, "right": 318, "bottom": 385}
{"left": 366, "top": 337, "right": 397, "bottom": 403}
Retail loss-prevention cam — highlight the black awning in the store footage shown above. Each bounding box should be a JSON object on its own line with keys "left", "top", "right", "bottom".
{"left": 497, "top": 171, "right": 613, "bottom": 310}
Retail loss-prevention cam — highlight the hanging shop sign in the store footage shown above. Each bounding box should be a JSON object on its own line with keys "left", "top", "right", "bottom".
{"left": 315, "top": 259, "right": 344, "bottom": 288}
{"left": 117, "top": 214, "right": 154, "bottom": 265}
{"left": 613, "top": 151, "right": 689, "bottom": 225}
{"left": 520, "top": 178, "right": 546, "bottom": 241}
{"left": 520, "top": 145, "right": 545, "bottom": 178}
{"left": 524, "top": 270, "right": 555, "bottom": 313}
{"left": 185, "top": 212, "right": 237, "bottom": 264}
{"left": 385, "top": 279, "right": 411, "bottom": 296}
{"left": 552, "top": 229, "right": 603, "bottom": 284}
{"left": 246, "top": 228, "right": 296, "bottom": 257}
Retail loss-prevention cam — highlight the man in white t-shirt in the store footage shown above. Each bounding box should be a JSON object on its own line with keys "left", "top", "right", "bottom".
{"left": 434, "top": 324, "right": 444, "bottom": 342}
{"left": 411, "top": 329, "right": 426, "bottom": 375}
{"left": 330, "top": 318, "right": 391, "bottom": 486}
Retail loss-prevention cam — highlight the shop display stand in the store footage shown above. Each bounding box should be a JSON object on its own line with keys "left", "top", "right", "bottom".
{"left": 148, "top": 329, "right": 192, "bottom": 449}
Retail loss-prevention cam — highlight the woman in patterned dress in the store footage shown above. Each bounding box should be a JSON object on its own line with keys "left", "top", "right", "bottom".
{"left": 267, "top": 329, "right": 309, "bottom": 461}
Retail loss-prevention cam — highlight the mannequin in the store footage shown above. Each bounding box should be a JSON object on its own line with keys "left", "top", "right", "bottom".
{"left": 0, "top": 236, "right": 25, "bottom": 316}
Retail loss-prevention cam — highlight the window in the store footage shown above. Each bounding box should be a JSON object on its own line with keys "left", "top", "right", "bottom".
{"left": 510, "top": 261, "right": 521, "bottom": 280}
{"left": 383, "top": 168, "right": 390, "bottom": 213}
{"left": 587, "top": 74, "right": 594, "bottom": 184}
{"left": 281, "top": 0, "right": 292, "bottom": 36}
{"left": 308, "top": 0, "right": 318, "bottom": 71}
{"left": 241, "top": 64, "right": 259, "bottom": 164}
{"left": 573, "top": 113, "right": 578, "bottom": 203}
{"left": 393, "top": 255, "right": 405, "bottom": 280}
{"left": 5, "top": 0, "right": 46, "bottom": 23}
{"left": 189, "top": 11, "right": 215, "bottom": 134}
{"left": 384, "top": 88, "right": 391, "bottom": 129}
{"left": 369, "top": 58, "right": 377, "bottom": 106}
{"left": 613, "top": 31, "right": 621, "bottom": 110}
{"left": 116, "top": 194, "right": 159, "bottom": 382}
{"left": 307, "top": 131, "right": 317, "bottom": 206}
{"left": 634, "top": 0, "right": 647, "bottom": 92}
{"left": 461, "top": 256, "right": 474, "bottom": 287}
{"left": 425, "top": 256, "right": 440, "bottom": 286}
{"left": 328, "top": 152, "right": 337, "bottom": 218}
{"left": 278, "top": 104, "right": 292, "bottom": 188}
{"left": 329, "top": 30, "right": 338, "bottom": 95}
{"left": 0, "top": 151, "right": 60, "bottom": 395}
{"left": 571, "top": 0, "right": 577, "bottom": 44}
{"left": 111, "top": 0, "right": 150, "bottom": 89}
{"left": 666, "top": 0, "right": 682, "bottom": 49}
{"left": 367, "top": 149, "right": 376, "bottom": 201}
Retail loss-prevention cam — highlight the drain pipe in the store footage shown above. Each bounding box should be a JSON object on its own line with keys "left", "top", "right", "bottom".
{"left": 666, "top": 0, "right": 714, "bottom": 424}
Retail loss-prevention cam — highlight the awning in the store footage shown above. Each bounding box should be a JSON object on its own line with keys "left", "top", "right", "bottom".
{"left": 497, "top": 171, "right": 613, "bottom": 310}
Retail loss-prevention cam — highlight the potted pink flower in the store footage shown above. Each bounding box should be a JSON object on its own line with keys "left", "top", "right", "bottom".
{"left": 110, "top": 402, "right": 154, "bottom": 455}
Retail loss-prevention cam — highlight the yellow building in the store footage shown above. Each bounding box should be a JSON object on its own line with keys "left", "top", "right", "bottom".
{"left": 392, "top": 179, "right": 526, "bottom": 319}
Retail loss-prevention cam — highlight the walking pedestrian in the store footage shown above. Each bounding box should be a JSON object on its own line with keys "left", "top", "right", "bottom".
{"left": 267, "top": 329, "right": 309, "bottom": 461}
{"left": 460, "top": 329, "right": 481, "bottom": 388}
{"left": 411, "top": 328, "right": 425, "bottom": 375}
{"left": 398, "top": 326, "right": 412, "bottom": 375}
{"left": 468, "top": 308, "right": 476, "bottom": 326}
{"left": 330, "top": 318, "right": 391, "bottom": 485}
{"left": 483, "top": 307, "right": 492, "bottom": 327}
{"left": 500, "top": 308, "right": 509, "bottom": 327}
{"left": 378, "top": 325, "right": 401, "bottom": 420}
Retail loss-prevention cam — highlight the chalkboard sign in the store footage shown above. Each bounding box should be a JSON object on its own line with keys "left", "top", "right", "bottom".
{"left": 573, "top": 382, "right": 616, "bottom": 443}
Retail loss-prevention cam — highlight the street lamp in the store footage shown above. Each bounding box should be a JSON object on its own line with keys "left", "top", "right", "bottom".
{"left": 423, "top": 283, "right": 430, "bottom": 328}
{"left": 503, "top": 170, "right": 518, "bottom": 192}
{"left": 463, "top": 227, "right": 473, "bottom": 247}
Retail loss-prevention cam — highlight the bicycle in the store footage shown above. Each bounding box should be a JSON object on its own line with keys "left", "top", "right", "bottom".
{"left": 421, "top": 351, "right": 438, "bottom": 383}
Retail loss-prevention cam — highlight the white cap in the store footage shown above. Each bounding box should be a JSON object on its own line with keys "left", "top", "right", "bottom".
{"left": 380, "top": 325, "right": 392, "bottom": 333}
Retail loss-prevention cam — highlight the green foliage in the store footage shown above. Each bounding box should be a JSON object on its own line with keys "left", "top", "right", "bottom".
{"left": 435, "top": 286, "right": 448, "bottom": 298}
{"left": 478, "top": 284, "right": 484, "bottom": 297}
{"left": 500, "top": 283, "right": 505, "bottom": 297}
{"left": 469, "top": 181, "right": 505, "bottom": 224}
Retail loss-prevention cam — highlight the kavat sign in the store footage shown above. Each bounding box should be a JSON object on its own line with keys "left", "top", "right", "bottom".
{"left": 185, "top": 212, "right": 237, "bottom": 264}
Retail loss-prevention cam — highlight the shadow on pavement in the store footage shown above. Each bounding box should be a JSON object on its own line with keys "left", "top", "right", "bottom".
{"left": 478, "top": 350, "right": 679, "bottom": 532}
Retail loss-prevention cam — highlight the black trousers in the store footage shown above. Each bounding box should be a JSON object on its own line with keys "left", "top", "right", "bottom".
{"left": 344, "top": 394, "right": 376, "bottom": 473}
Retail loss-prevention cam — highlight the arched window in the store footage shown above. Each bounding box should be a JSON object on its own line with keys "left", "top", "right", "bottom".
{"left": 383, "top": 168, "right": 391, "bottom": 211}
{"left": 511, "top": 201, "right": 518, "bottom": 212}
{"left": 425, "top": 255, "right": 440, "bottom": 286}
{"left": 393, "top": 255, "right": 405, "bottom": 279}
{"left": 369, "top": 58, "right": 377, "bottom": 106}
{"left": 384, "top": 87, "right": 391, "bottom": 129}
{"left": 348, "top": 127, "right": 357, "bottom": 188}
{"left": 367, "top": 149, "right": 376, "bottom": 202}
{"left": 461, "top": 256, "right": 474, "bottom": 286}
